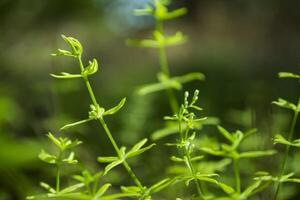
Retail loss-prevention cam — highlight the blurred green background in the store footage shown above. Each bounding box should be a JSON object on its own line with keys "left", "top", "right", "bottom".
{"left": 0, "top": 0, "right": 299, "bottom": 199}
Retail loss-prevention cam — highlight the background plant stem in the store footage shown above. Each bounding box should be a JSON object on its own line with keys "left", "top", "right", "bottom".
{"left": 156, "top": 20, "right": 179, "bottom": 113}
{"left": 274, "top": 107, "right": 299, "bottom": 200}
{"left": 233, "top": 158, "right": 241, "bottom": 194}
{"left": 56, "top": 166, "right": 60, "bottom": 192}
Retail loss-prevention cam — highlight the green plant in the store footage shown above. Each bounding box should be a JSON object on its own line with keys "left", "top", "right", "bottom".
{"left": 28, "top": 34, "right": 178, "bottom": 200}
{"left": 272, "top": 71, "right": 300, "bottom": 200}
{"left": 26, "top": 1, "right": 300, "bottom": 200}
{"left": 127, "top": 0, "right": 205, "bottom": 113}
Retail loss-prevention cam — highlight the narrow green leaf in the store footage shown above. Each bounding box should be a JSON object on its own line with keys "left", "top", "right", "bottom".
{"left": 61, "top": 35, "right": 83, "bottom": 56}
{"left": 127, "top": 143, "right": 156, "bottom": 158}
{"left": 278, "top": 72, "right": 300, "bottom": 79}
{"left": 104, "top": 98, "right": 126, "bottom": 116}
{"left": 60, "top": 118, "right": 93, "bottom": 130}
{"left": 200, "top": 147, "right": 224, "bottom": 156}
{"left": 218, "top": 182, "right": 235, "bottom": 195}
{"left": 47, "top": 132, "right": 61, "bottom": 148}
{"left": 129, "top": 138, "right": 148, "bottom": 153}
{"left": 241, "top": 180, "right": 262, "bottom": 198}
{"left": 103, "top": 159, "right": 123, "bottom": 175}
{"left": 39, "top": 149, "right": 57, "bottom": 164}
{"left": 95, "top": 184, "right": 111, "bottom": 197}
{"left": 40, "top": 182, "right": 56, "bottom": 194}
{"left": 217, "top": 126, "right": 234, "bottom": 143}
{"left": 59, "top": 183, "right": 85, "bottom": 194}
{"left": 97, "top": 156, "right": 118, "bottom": 163}
{"left": 239, "top": 150, "right": 276, "bottom": 159}
{"left": 173, "top": 72, "right": 205, "bottom": 84}
{"left": 274, "top": 134, "right": 300, "bottom": 147}
{"left": 50, "top": 72, "right": 82, "bottom": 79}
{"left": 148, "top": 178, "right": 175, "bottom": 193}
{"left": 272, "top": 98, "right": 297, "bottom": 111}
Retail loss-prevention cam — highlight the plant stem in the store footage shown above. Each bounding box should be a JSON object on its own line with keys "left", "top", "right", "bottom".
{"left": 56, "top": 166, "right": 60, "bottom": 192}
{"left": 274, "top": 109, "right": 299, "bottom": 200}
{"left": 77, "top": 56, "right": 144, "bottom": 190}
{"left": 156, "top": 20, "right": 179, "bottom": 113}
{"left": 179, "top": 120, "right": 204, "bottom": 199}
{"left": 186, "top": 150, "right": 204, "bottom": 199}
{"left": 99, "top": 118, "right": 144, "bottom": 189}
{"left": 233, "top": 158, "right": 241, "bottom": 194}
{"left": 56, "top": 151, "right": 63, "bottom": 193}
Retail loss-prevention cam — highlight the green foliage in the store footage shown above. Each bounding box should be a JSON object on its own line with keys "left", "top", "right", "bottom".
{"left": 26, "top": 1, "right": 300, "bottom": 200}
{"left": 273, "top": 71, "right": 300, "bottom": 200}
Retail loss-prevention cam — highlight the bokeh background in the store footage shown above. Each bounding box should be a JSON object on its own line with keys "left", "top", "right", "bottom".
{"left": 0, "top": 0, "right": 299, "bottom": 199}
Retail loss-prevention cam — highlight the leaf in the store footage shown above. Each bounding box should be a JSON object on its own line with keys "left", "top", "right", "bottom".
{"left": 104, "top": 98, "right": 126, "bottom": 116}
{"left": 126, "top": 143, "right": 156, "bottom": 158}
{"left": 97, "top": 156, "right": 118, "bottom": 163}
{"left": 239, "top": 150, "right": 276, "bottom": 159}
{"left": 190, "top": 156, "right": 204, "bottom": 162}
{"left": 136, "top": 79, "right": 181, "bottom": 96}
{"left": 133, "top": 6, "right": 153, "bottom": 16}
{"left": 40, "top": 182, "right": 56, "bottom": 193}
{"left": 217, "top": 126, "right": 234, "bottom": 143}
{"left": 173, "top": 72, "right": 205, "bottom": 84}
{"left": 200, "top": 147, "right": 224, "bottom": 156}
{"left": 95, "top": 184, "right": 111, "bottom": 197}
{"left": 82, "top": 59, "right": 98, "bottom": 77}
{"left": 39, "top": 149, "right": 57, "bottom": 164}
{"left": 103, "top": 159, "right": 123, "bottom": 175}
{"left": 153, "top": 0, "right": 186, "bottom": 21}
{"left": 61, "top": 35, "right": 83, "bottom": 56}
{"left": 170, "top": 156, "right": 184, "bottom": 162}
{"left": 278, "top": 72, "right": 300, "bottom": 79}
{"left": 50, "top": 72, "right": 82, "bottom": 79}
{"left": 47, "top": 132, "right": 61, "bottom": 148}
{"left": 62, "top": 152, "right": 78, "bottom": 164}
{"left": 148, "top": 178, "right": 175, "bottom": 193}
{"left": 127, "top": 31, "right": 187, "bottom": 49}
{"left": 151, "top": 123, "right": 179, "bottom": 140}
{"left": 120, "top": 185, "right": 141, "bottom": 194}
{"left": 242, "top": 128, "right": 257, "bottom": 140}
{"left": 154, "top": 31, "right": 187, "bottom": 47}
{"left": 272, "top": 98, "right": 298, "bottom": 112}
{"left": 241, "top": 180, "right": 262, "bottom": 198}
{"left": 59, "top": 183, "right": 85, "bottom": 194}
{"left": 51, "top": 49, "right": 74, "bottom": 57}
{"left": 60, "top": 118, "right": 93, "bottom": 130}
{"left": 218, "top": 182, "right": 235, "bottom": 195}
{"left": 274, "top": 134, "right": 300, "bottom": 147}
{"left": 158, "top": 8, "right": 187, "bottom": 20}
{"left": 126, "top": 38, "right": 159, "bottom": 48}
{"left": 128, "top": 138, "right": 148, "bottom": 152}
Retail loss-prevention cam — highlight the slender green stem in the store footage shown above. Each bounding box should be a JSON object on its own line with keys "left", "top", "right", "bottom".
{"left": 56, "top": 166, "right": 60, "bottom": 192}
{"left": 179, "top": 120, "right": 204, "bottom": 198}
{"left": 56, "top": 151, "right": 63, "bottom": 193}
{"left": 156, "top": 20, "right": 179, "bottom": 113}
{"left": 99, "top": 118, "right": 144, "bottom": 189}
{"left": 233, "top": 158, "right": 241, "bottom": 194}
{"left": 186, "top": 150, "right": 204, "bottom": 199}
{"left": 77, "top": 56, "right": 144, "bottom": 190}
{"left": 274, "top": 109, "right": 299, "bottom": 200}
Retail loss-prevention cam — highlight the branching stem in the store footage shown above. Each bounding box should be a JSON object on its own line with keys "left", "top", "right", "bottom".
{"left": 77, "top": 56, "right": 144, "bottom": 191}
{"left": 274, "top": 107, "right": 299, "bottom": 200}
